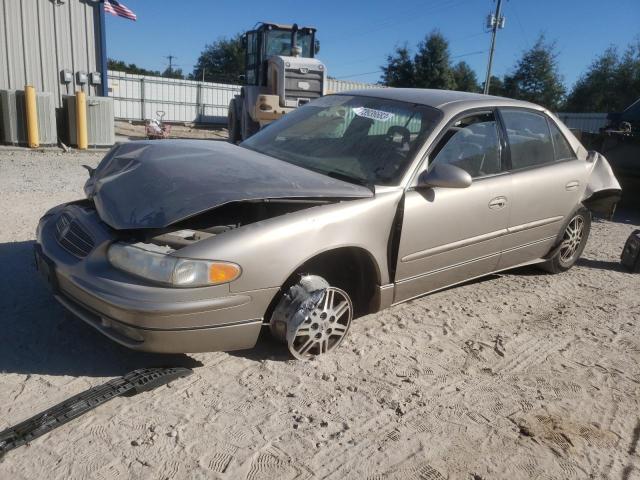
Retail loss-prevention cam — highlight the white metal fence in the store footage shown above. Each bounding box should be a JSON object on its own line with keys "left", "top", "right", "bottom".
{"left": 326, "top": 78, "right": 383, "bottom": 94}
{"left": 106, "top": 72, "right": 613, "bottom": 133}
{"left": 107, "top": 70, "right": 380, "bottom": 124}
{"left": 107, "top": 71, "right": 241, "bottom": 124}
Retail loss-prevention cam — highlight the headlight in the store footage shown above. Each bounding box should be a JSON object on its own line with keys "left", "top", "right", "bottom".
{"left": 107, "top": 243, "right": 241, "bottom": 287}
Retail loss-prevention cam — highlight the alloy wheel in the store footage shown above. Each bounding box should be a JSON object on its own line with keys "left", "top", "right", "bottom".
{"left": 559, "top": 215, "right": 584, "bottom": 263}
{"left": 288, "top": 287, "right": 352, "bottom": 360}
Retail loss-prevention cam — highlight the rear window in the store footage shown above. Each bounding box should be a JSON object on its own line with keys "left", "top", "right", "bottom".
{"left": 548, "top": 119, "right": 576, "bottom": 161}
{"left": 501, "top": 110, "right": 554, "bottom": 170}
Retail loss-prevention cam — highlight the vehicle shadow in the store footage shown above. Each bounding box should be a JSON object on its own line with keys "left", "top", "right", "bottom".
{"left": 228, "top": 327, "right": 292, "bottom": 363}
{"left": 576, "top": 258, "right": 628, "bottom": 272}
{"left": 611, "top": 206, "right": 640, "bottom": 226}
{"left": 0, "top": 240, "right": 201, "bottom": 377}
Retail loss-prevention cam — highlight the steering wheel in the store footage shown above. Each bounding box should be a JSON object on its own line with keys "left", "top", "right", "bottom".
{"left": 384, "top": 126, "right": 411, "bottom": 146}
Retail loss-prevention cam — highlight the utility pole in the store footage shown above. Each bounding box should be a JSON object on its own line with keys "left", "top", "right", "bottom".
{"left": 483, "top": 0, "right": 505, "bottom": 94}
{"left": 165, "top": 55, "right": 177, "bottom": 72}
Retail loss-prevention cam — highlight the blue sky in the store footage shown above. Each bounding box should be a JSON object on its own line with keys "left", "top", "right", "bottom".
{"left": 106, "top": 0, "right": 639, "bottom": 89}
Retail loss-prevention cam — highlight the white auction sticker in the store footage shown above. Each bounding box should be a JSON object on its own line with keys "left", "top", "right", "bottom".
{"left": 352, "top": 107, "right": 394, "bottom": 121}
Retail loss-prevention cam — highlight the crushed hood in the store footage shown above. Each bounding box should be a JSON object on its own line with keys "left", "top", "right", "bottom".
{"left": 84, "top": 140, "right": 373, "bottom": 230}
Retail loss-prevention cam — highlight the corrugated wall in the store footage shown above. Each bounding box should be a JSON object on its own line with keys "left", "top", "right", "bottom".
{"left": 326, "top": 78, "right": 384, "bottom": 93}
{"left": 108, "top": 71, "right": 242, "bottom": 123}
{"left": 0, "top": 0, "right": 103, "bottom": 107}
{"left": 108, "top": 71, "right": 381, "bottom": 124}
{"left": 556, "top": 112, "right": 609, "bottom": 133}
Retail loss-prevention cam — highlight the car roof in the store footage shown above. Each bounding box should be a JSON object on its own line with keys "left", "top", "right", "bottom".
{"left": 338, "top": 88, "right": 544, "bottom": 114}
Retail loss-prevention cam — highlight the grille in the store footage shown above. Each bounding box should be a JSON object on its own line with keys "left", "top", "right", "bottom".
{"left": 284, "top": 70, "right": 323, "bottom": 102}
{"left": 55, "top": 213, "right": 95, "bottom": 258}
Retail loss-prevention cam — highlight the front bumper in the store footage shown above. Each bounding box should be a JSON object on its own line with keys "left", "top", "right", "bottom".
{"left": 35, "top": 204, "right": 277, "bottom": 353}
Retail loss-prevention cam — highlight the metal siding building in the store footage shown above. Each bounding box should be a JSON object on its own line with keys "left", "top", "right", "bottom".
{"left": 0, "top": 0, "right": 105, "bottom": 107}
{"left": 556, "top": 112, "right": 609, "bottom": 134}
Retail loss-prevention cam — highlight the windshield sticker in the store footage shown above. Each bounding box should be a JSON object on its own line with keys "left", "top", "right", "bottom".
{"left": 352, "top": 107, "right": 394, "bottom": 122}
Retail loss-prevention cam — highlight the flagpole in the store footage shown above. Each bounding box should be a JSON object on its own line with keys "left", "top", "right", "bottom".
{"left": 99, "top": 0, "right": 108, "bottom": 96}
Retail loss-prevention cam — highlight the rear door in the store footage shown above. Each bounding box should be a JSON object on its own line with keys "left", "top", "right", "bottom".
{"left": 394, "top": 110, "right": 511, "bottom": 303}
{"left": 497, "top": 109, "right": 590, "bottom": 269}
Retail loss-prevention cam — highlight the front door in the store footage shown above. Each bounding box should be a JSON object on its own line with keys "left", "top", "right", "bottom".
{"left": 394, "top": 111, "right": 511, "bottom": 303}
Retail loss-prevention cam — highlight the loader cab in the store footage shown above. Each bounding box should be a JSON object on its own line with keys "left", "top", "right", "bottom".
{"left": 243, "top": 22, "right": 319, "bottom": 86}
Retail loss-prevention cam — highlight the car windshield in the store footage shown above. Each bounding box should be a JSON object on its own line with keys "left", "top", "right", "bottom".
{"left": 265, "top": 30, "right": 313, "bottom": 57}
{"left": 241, "top": 95, "right": 442, "bottom": 186}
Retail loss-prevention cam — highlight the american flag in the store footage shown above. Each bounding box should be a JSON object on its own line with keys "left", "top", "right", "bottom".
{"left": 104, "top": 0, "right": 137, "bottom": 21}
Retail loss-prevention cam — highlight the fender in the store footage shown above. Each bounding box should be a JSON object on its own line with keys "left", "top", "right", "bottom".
{"left": 581, "top": 151, "right": 622, "bottom": 219}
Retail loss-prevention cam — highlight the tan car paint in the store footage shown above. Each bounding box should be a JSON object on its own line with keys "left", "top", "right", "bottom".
{"left": 35, "top": 89, "right": 621, "bottom": 353}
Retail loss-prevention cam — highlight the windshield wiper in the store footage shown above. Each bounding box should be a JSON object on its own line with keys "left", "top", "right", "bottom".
{"left": 326, "top": 170, "right": 373, "bottom": 190}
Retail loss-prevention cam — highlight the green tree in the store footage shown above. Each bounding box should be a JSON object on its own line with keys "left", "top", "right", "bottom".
{"left": 485, "top": 75, "right": 506, "bottom": 96}
{"left": 452, "top": 61, "right": 480, "bottom": 92}
{"left": 380, "top": 44, "right": 415, "bottom": 87}
{"left": 162, "top": 66, "right": 184, "bottom": 80}
{"left": 413, "top": 31, "right": 456, "bottom": 89}
{"left": 564, "top": 47, "right": 620, "bottom": 112}
{"left": 611, "top": 41, "right": 640, "bottom": 110}
{"left": 565, "top": 41, "right": 640, "bottom": 112}
{"left": 503, "top": 35, "right": 565, "bottom": 110}
{"left": 192, "top": 34, "right": 245, "bottom": 83}
{"left": 107, "top": 58, "right": 160, "bottom": 76}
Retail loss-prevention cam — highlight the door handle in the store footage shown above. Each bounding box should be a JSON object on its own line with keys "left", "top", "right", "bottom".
{"left": 565, "top": 181, "right": 580, "bottom": 191}
{"left": 488, "top": 196, "right": 507, "bottom": 209}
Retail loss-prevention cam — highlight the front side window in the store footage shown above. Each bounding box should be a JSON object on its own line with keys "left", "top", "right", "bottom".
{"left": 264, "top": 30, "right": 313, "bottom": 57}
{"left": 242, "top": 95, "right": 442, "bottom": 186}
{"left": 429, "top": 112, "right": 502, "bottom": 177}
{"left": 548, "top": 119, "right": 576, "bottom": 161}
{"left": 245, "top": 32, "right": 257, "bottom": 85}
{"left": 501, "top": 110, "right": 554, "bottom": 169}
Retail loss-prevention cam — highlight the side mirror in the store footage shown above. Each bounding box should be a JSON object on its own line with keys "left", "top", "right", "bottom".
{"left": 314, "top": 39, "right": 320, "bottom": 55}
{"left": 417, "top": 163, "right": 472, "bottom": 189}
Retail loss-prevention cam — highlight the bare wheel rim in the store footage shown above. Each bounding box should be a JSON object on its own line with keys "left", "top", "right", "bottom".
{"left": 559, "top": 215, "right": 584, "bottom": 263}
{"left": 288, "top": 287, "right": 352, "bottom": 360}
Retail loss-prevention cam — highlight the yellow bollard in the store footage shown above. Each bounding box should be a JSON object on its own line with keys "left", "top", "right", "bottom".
{"left": 75, "top": 90, "right": 88, "bottom": 150}
{"left": 24, "top": 85, "right": 39, "bottom": 148}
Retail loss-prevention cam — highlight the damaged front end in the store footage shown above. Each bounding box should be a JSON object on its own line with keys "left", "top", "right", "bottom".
{"left": 34, "top": 139, "right": 381, "bottom": 353}
{"left": 83, "top": 140, "right": 372, "bottom": 230}
{"left": 582, "top": 151, "right": 622, "bottom": 219}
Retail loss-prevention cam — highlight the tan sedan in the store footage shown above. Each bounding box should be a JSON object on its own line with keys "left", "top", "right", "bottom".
{"left": 35, "top": 89, "right": 620, "bottom": 359}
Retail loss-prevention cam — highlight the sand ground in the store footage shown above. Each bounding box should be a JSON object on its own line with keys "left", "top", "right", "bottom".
{"left": 0, "top": 148, "right": 638, "bottom": 480}
{"left": 115, "top": 120, "right": 228, "bottom": 141}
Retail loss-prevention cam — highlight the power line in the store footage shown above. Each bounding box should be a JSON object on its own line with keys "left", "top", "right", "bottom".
{"left": 333, "top": 32, "right": 486, "bottom": 71}
{"left": 451, "top": 50, "right": 487, "bottom": 59}
{"left": 335, "top": 49, "right": 487, "bottom": 80}
{"left": 334, "top": 70, "right": 382, "bottom": 80}
{"left": 510, "top": 0, "right": 531, "bottom": 49}
{"left": 324, "top": 0, "right": 468, "bottom": 45}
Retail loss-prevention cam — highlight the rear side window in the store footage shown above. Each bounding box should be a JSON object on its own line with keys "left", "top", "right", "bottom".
{"left": 501, "top": 110, "right": 554, "bottom": 170}
{"left": 548, "top": 119, "right": 576, "bottom": 161}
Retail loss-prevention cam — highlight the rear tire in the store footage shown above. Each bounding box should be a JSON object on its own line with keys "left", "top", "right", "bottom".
{"left": 241, "top": 106, "right": 260, "bottom": 140}
{"left": 227, "top": 99, "right": 241, "bottom": 144}
{"left": 539, "top": 206, "right": 591, "bottom": 273}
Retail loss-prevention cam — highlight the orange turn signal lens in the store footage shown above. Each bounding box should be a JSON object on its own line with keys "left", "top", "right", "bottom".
{"left": 208, "top": 262, "right": 241, "bottom": 284}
